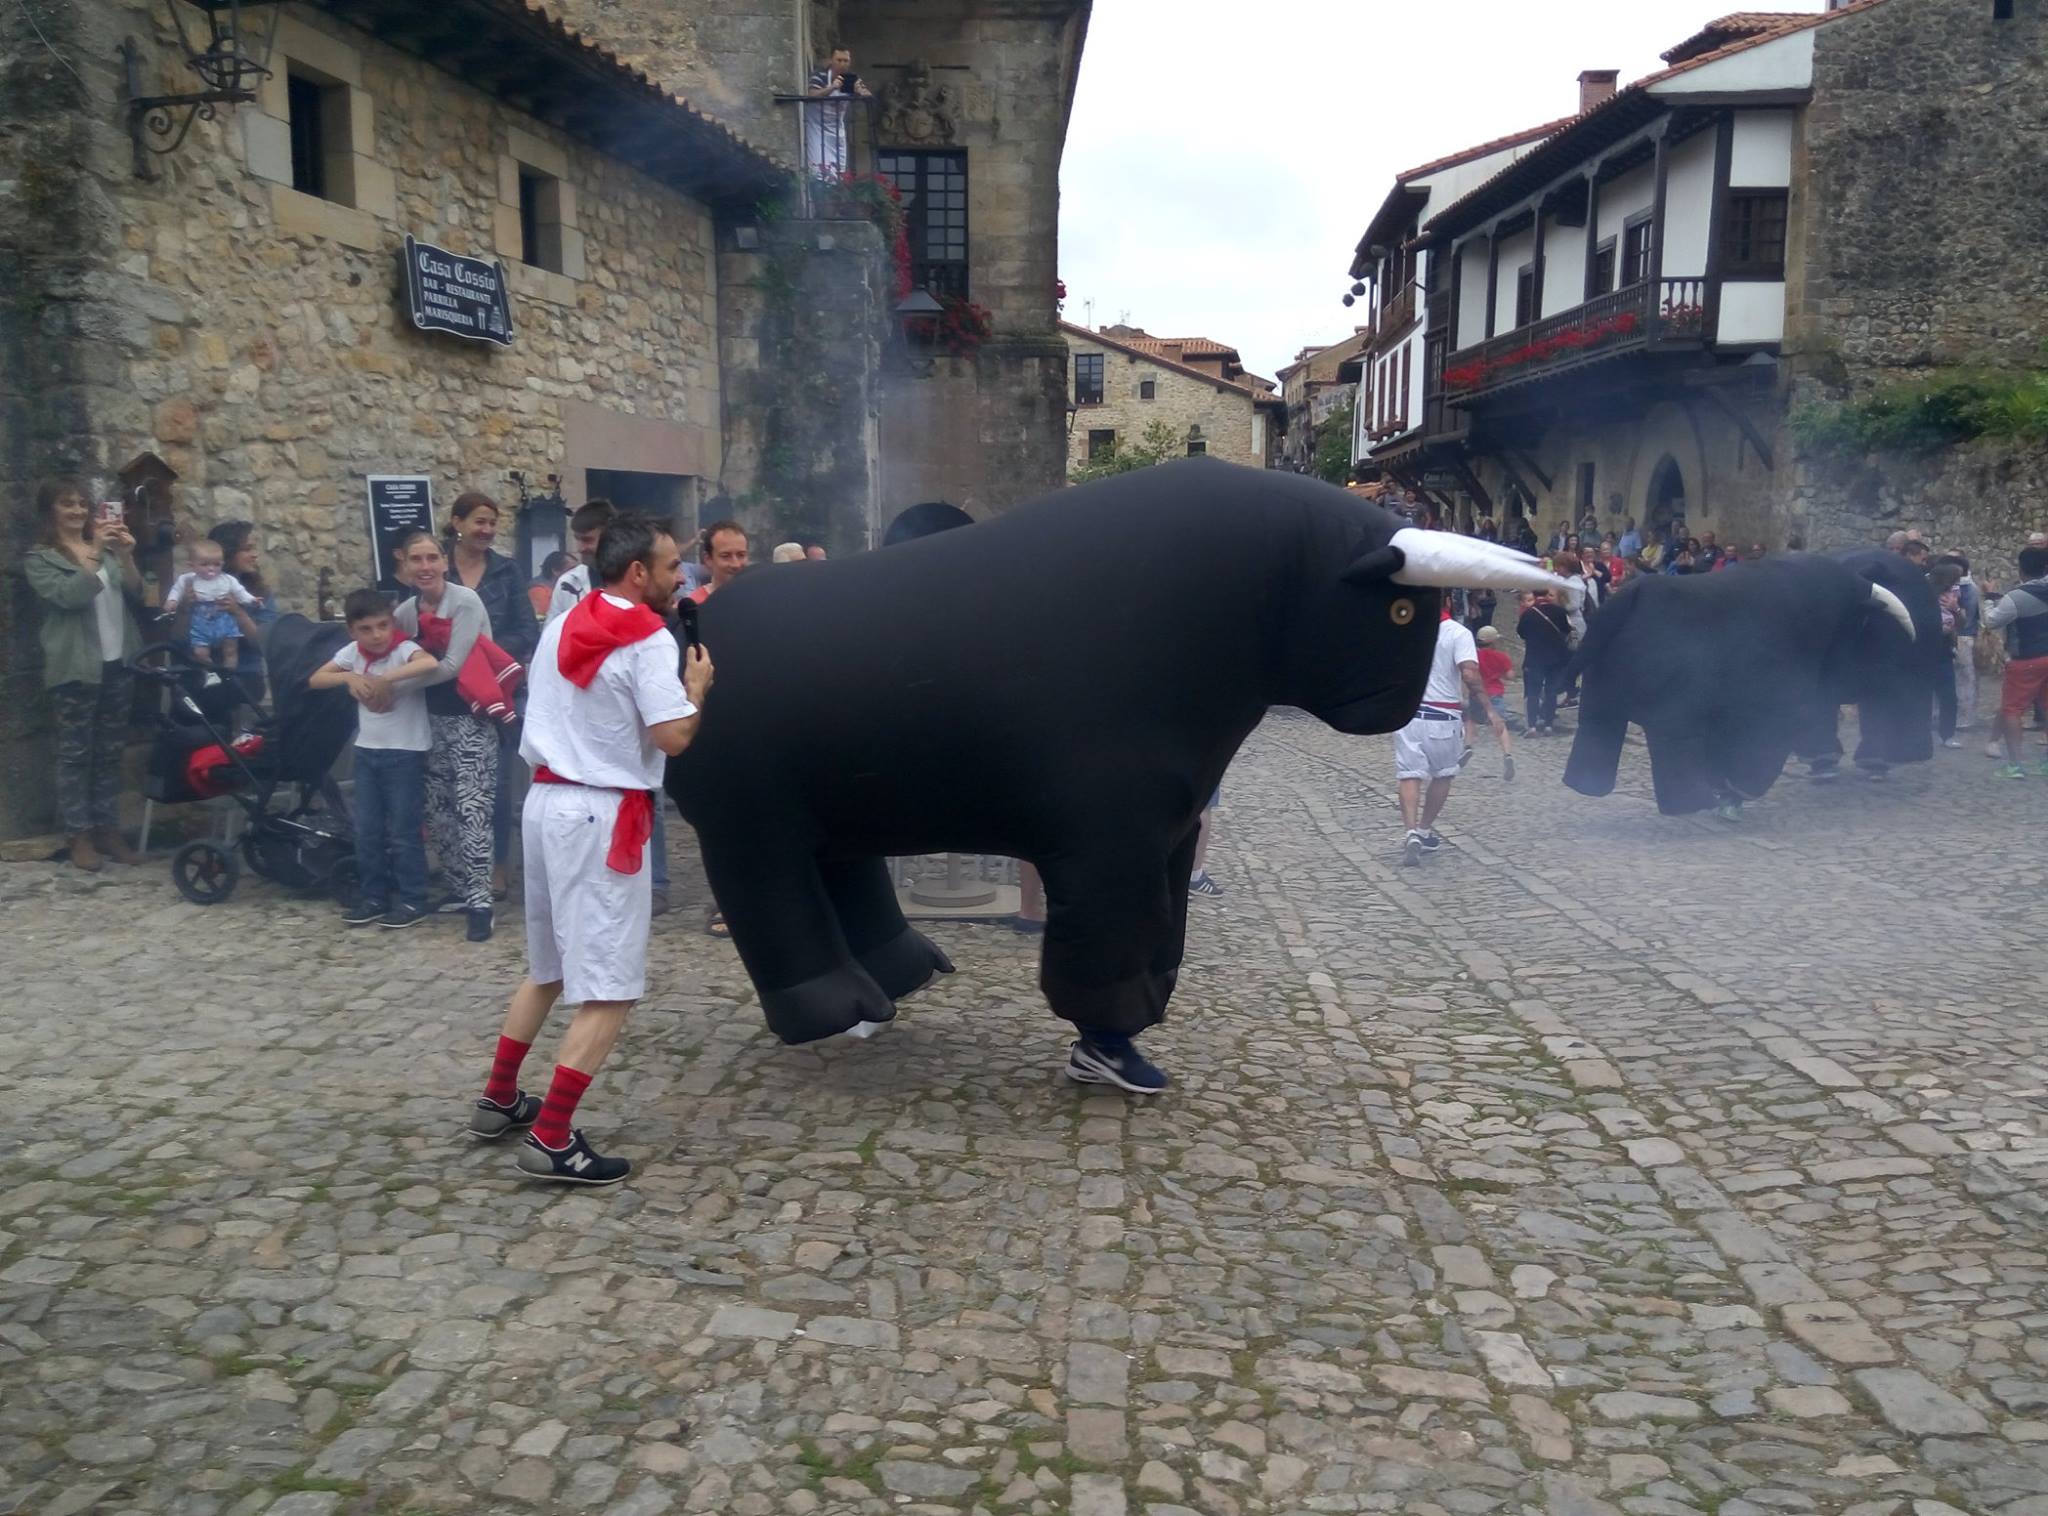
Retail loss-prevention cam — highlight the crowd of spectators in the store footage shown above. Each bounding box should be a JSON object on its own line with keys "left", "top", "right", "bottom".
{"left": 21, "top": 480, "right": 831, "bottom": 934}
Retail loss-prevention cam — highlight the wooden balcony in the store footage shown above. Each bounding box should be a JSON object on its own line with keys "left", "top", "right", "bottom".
{"left": 1371, "top": 280, "right": 1418, "bottom": 348}
{"left": 1441, "top": 277, "right": 1712, "bottom": 402}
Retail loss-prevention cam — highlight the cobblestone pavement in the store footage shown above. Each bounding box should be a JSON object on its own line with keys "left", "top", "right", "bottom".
{"left": 7, "top": 710, "right": 2048, "bottom": 1516}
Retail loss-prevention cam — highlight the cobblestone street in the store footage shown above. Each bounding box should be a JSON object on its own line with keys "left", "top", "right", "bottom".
{"left": 8, "top": 713, "right": 2048, "bottom": 1516}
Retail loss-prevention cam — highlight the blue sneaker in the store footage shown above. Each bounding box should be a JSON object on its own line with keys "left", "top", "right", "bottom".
{"left": 1067, "top": 1034, "right": 1169, "bottom": 1094}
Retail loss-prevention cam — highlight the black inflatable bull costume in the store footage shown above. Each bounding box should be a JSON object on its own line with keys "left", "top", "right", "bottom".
{"left": 1562, "top": 552, "right": 1927, "bottom": 814}
{"left": 669, "top": 461, "right": 1561, "bottom": 1044}
{"left": 1793, "top": 548, "right": 1947, "bottom": 778}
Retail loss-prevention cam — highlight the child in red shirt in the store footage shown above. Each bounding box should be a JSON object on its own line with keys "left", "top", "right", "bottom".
{"left": 1467, "top": 626, "right": 1517, "bottom": 780}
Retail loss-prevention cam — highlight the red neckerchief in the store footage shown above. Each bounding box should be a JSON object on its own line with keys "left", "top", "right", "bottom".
{"left": 558, "top": 591, "right": 663, "bottom": 688}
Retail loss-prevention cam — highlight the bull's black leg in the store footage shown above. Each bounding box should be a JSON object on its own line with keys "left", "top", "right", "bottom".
{"left": 1640, "top": 728, "right": 1723, "bottom": 816}
{"left": 697, "top": 826, "right": 895, "bottom": 1044}
{"left": 817, "top": 855, "right": 955, "bottom": 1002}
{"left": 1034, "top": 846, "right": 1178, "bottom": 1037}
{"left": 1145, "top": 822, "right": 1202, "bottom": 1010}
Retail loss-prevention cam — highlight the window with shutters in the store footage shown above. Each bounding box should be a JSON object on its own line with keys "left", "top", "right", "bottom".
{"left": 1722, "top": 189, "right": 1789, "bottom": 279}
{"left": 1074, "top": 352, "right": 1104, "bottom": 405}
{"left": 876, "top": 149, "right": 969, "bottom": 299}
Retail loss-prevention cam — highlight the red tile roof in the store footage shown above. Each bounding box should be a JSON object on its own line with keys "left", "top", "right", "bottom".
{"left": 1112, "top": 334, "right": 1241, "bottom": 362}
{"left": 1661, "top": 10, "right": 1813, "bottom": 63}
{"left": 1398, "top": 115, "right": 1578, "bottom": 182}
{"left": 1420, "top": 0, "right": 1887, "bottom": 244}
{"left": 1060, "top": 322, "right": 1285, "bottom": 407}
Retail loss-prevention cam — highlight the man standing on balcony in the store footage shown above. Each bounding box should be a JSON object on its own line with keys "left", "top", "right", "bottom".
{"left": 804, "top": 45, "right": 871, "bottom": 180}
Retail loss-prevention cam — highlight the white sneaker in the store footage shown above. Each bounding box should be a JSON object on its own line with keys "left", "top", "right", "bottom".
{"left": 1402, "top": 830, "right": 1424, "bottom": 868}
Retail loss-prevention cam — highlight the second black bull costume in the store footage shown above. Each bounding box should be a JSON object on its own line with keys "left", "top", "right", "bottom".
{"left": 1563, "top": 550, "right": 1939, "bottom": 814}
{"left": 668, "top": 461, "right": 1563, "bottom": 1045}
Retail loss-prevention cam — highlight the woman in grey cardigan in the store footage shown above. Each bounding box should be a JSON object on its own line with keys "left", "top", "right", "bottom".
{"left": 389, "top": 530, "right": 498, "bottom": 940}
{"left": 24, "top": 479, "right": 144, "bottom": 870}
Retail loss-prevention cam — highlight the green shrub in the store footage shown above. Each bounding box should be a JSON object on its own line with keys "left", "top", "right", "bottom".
{"left": 1791, "top": 367, "right": 2048, "bottom": 455}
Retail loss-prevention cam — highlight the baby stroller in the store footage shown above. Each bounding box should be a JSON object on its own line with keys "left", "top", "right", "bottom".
{"left": 133, "top": 614, "right": 360, "bottom": 904}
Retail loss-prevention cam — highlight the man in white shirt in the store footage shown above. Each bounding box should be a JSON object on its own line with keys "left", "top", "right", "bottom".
{"left": 1393, "top": 609, "right": 1504, "bottom": 867}
{"left": 468, "top": 515, "right": 714, "bottom": 1185}
{"left": 544, "top": 499, "right": 617, "bottom": 625}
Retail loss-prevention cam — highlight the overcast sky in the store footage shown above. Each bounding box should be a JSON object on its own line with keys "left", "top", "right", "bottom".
{"left": 1058, "top": 0, "right": 1825, "bottom": 382}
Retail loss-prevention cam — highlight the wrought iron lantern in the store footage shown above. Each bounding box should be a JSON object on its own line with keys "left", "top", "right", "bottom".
{"left": 511, "top": 471, "right": 568, "bottom": 580}
{"left": 123, "top": 0, "right": 282, "bottom": 180}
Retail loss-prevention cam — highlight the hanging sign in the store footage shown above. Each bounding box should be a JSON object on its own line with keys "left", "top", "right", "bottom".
{"left": 401, "top": 234, "right": 513, "bottom": 347}
{"left": 366, "top": 474, "right": 434, "bottom": 584}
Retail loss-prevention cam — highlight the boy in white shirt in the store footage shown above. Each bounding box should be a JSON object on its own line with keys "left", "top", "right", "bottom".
{"left": 311, "top": 590, "right": 440, "bottom": 927}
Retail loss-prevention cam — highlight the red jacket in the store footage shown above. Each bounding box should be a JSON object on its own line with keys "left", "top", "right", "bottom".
{"left": 415, "top": 611, "right": 524, "bottom": 725}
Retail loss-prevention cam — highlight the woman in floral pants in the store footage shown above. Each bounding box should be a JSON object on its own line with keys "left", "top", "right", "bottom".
{"left": 390, "top": 532, "right": 499, "bottom": 941}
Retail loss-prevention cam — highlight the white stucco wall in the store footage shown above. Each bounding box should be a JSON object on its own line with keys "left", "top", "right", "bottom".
{"left": 1660, "top": 129, "right": 1717, "bottom": 281}
{"left": 1494, "top": 227, "right": 1535, "bottom": 330}
{"left": 1717, "top": 280, "right": 1786, "bottom": 344}
{"left": 1541, "top": 220, "right": 1589, "bottom": 319}
{"left": 1730, "top": 109, "right": 1794, "bottom": 188}
{"left": 1457, "top": 243, "right": 1491, "bottom": 349}
{"left": 1595, "top": 163, "right": 1654, "bottom": 252}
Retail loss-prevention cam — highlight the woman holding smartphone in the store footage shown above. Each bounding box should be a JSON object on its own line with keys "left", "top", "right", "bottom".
{"left": 25, "top": 478, "right": 145, "bottom": 870}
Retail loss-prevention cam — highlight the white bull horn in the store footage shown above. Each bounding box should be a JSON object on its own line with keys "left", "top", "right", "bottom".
{"left": 1870, "top": 583, "right": 1915, "bottom": 639}
{"left": 1388, "top": 528, "right": 1574, "bottom": 593}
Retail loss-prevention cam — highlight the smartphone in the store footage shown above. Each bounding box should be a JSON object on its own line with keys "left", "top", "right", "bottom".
{"left": 839, "top": 71, "right": 860, "bottom": 92}
{"left": 97, "top": 500, "right": 125, "bottom": 526}
{"left": 676, "top": 598, "right": 700, "bottom": 654}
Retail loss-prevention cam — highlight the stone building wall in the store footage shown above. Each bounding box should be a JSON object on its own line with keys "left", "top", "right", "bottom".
{"left": 1792, "top": 0, "right": 2048, "bottom": 378}
{"left": 1779, "top": 0, "right": 2048, "bottom": 560}
{"left": 1473, "top": 387, "right": 1786, "bottom": 551}
{"left": 0, "top": 0, "right": 746, "bottom": 838}
{"left": 87, "top": 1, "right": 725, "bottom": 611}
{"left": 717, "top": 216, "right": 888, "bottom": 554}
{"left": 1063, "top": 332, "right": 1274, "bottom": 472}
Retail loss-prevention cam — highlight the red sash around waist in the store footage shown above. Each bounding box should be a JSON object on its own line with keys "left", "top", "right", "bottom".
{"left": 532, "top": 766, "right": 654, "bottom": 875}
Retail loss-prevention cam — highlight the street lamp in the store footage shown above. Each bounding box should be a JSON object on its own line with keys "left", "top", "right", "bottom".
{"left": 123, "top": 0, "right": 282, "bottom": 180}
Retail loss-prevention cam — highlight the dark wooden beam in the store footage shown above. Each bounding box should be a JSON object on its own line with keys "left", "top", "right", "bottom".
{"left": 1703, "top": 111, "right": 1734, "bottom": 342}
{"left": 1699, "top": 384, "right": 1775, "bottom": 471}
{"left": 1582, "top": 164, "right": 1603, "bottom": 302}
{"left": 1484, "top": 231, "right": 1500, "bottom": 341}
{"left": 1514, "top": 449, "right": 1553, "bottom": 493}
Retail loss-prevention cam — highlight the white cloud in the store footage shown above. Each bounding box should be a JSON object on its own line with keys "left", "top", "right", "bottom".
{"left": 1058, "top": 0, "right": 1825, "bottom": 379}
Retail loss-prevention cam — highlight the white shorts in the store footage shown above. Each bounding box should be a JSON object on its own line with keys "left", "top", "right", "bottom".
{"left": 1393, "top": 716, "right": 1467, "bottom": 781}
{"left": 522, "top": 783, "right": 652, "bottom": 1005}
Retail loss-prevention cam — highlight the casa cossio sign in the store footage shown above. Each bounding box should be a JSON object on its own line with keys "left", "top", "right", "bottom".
{"left": 401, "top": 234, "right": 513, "bottom": 348}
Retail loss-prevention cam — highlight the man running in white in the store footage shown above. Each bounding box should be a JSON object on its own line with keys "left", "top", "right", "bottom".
{"left": 466, "top": 515, "right": 713, "bottom": 1184}
{"left": 1395, "top": 609, "right": 1504, "bottom": 866}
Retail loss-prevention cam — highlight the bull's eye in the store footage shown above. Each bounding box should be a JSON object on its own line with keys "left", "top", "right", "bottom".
{"left": 1389, "top": 598, "right": 1416, "bottom": 626}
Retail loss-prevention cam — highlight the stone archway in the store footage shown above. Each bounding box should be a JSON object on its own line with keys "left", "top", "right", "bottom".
{"left": 1646, "top": 453, "right": 1687, "bottom": 539}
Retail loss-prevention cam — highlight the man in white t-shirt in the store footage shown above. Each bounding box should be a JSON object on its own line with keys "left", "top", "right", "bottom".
{"left": 1393, "top": 610, "right": 1504, "bottom": 867}
{"left": 545, "top": 499, "right": 616, "bottom": 625}
{"left": 468, "top": 515, "right": 715, "bottom": 1185}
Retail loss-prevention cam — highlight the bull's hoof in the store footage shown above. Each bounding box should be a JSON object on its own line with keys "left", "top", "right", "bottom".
{"left": 858, "top": 927, "right": 955, "bottom": 1002}
{"left": 761, "top": 963, "right": 898, "bottom": 1046}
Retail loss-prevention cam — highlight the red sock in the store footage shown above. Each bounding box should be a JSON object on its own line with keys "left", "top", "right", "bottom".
{"left": 530, "top": 1065, "right": 593, "bottom": 1149}
{"left": 482, "top": 1035, "right": 531, "bottom": 1107}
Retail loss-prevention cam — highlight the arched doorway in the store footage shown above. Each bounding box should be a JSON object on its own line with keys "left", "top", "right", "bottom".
{"left": 1646, "top": 454, "right": 1687, "bottom": 540}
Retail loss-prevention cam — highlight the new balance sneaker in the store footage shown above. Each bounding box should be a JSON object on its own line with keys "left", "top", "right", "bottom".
{"left": 467, "top": 908, "right": 494, "bottom": 943}
{"left": 1066, "top": 1034, "right": 1169, "bottom": 1094}
{"left": 516, "top": 1129, "right": 631, "bottom": 1186}
{"left": 1402, "top": 830, "right": 1424, "bottom": 868}
{"left": 343, "top": 899, "right": 388, "bottom": 927}
{"left": 382, "top": 903, "right": 430, "bottom": 929}
{"left": 467, "top": 1090, "right": 542, "bottom": 1139}
{"left": 1418, "top": 830, "right": 1445, "bottom": 853}
{"left": 1188, "top": 871, "right": 1224, "bottom": 897}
